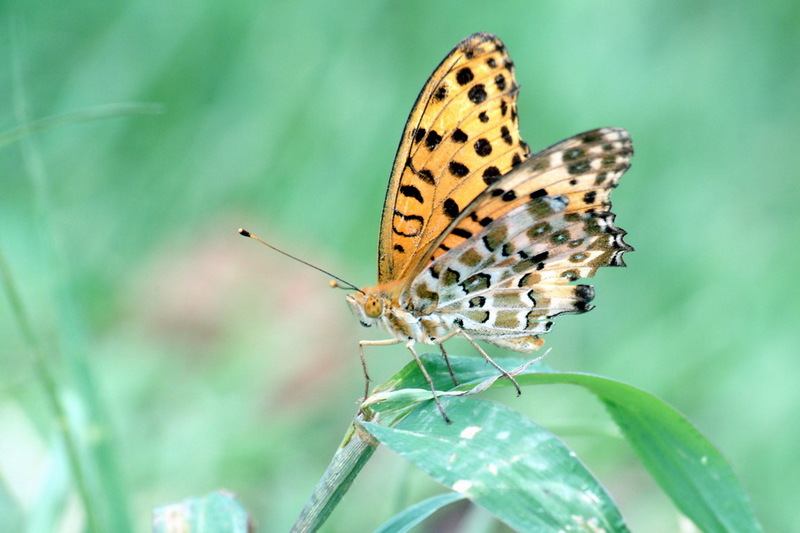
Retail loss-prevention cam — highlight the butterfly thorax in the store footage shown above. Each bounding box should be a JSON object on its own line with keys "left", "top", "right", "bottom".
{"left": 346, "top": 283, "right": 452, "bottom": 344}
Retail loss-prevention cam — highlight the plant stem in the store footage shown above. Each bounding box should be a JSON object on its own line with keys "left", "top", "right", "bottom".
{"left": 290, "top": 414, "right": 379, "bottom": 533}
{"left": 0, "top": 249, "right": 100, "bottom": 532}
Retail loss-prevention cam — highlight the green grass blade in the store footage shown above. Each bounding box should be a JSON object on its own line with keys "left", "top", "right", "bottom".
{"left": 362, "top": 356, "right": 761, "bottom": 532}
{"left": 362, "top": 396, "right": 630, "bottom": 533}
{"left": 290, "top": 423, "right": 379, "bottom": 533}
{"left": 515, "top": 372, "right": 763, "bottom": 533}
{"left": 374, "top": 492, "right": 465, "bottom": 533}
{"left": 153, "top": 491, "right": 250, "bottom": 533}
{"left": 0, "top": 248, "right": 99, "bottom": 531}
{"left": 6, "top": 24, "right": 133, "bottom": 531}
{"left": 0, "top": 103, "right": 165, "bottom": 148}
{"left": 0, "top": 477, "right": 24, "bottom": 533}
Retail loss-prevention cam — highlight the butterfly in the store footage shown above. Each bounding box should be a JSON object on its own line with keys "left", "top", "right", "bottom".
{"left": 345, "top": 33, "right": 633, "bottom": 421}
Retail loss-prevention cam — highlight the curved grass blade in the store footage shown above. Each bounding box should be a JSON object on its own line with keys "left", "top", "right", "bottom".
{"left": 361, "top": 396, "right": 629, "bottom": 532}
{"left": 0, "top": 103, "right": 164, "bottom": 148}
{"left": 512, "top": 371, "right": 763, "bottom": 533}
{"left": 374, "top": 492, "right": 466, "bottom": 533}
{"left": 365, "top": 355, "right": 761, "bottom": 532}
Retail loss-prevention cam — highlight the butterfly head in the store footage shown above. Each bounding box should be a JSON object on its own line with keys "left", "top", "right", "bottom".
{"left": 346, "top": 288, "right": 387, "bottom": 327}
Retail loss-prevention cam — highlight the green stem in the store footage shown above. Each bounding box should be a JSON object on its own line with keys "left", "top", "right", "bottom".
{"left": 0, "top": 102, "right": 164, "bottom": 148}
{"left": 290, "top": 414, "right": 379, "bottom": 532}
{"left": 6, "top": 22, "right": 133, "bottom": 531}
{"left": 0, "top": 250, "right": 100, "bottom": 532}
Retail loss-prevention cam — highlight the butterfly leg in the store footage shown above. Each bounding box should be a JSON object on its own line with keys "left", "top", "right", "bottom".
{"left": 430, "top": 330, "right": 463, "bottom": 386}
{"left": 457, "top": 330, "right": 522, "bottom": 396}
{"left": 358, "top": 338, "right": 401, "bottom": 400}
{"left": 406, "top": 341, "right": 452, "bottom": 424}
{"left": 437, "top": 343, "right": 460, "bottom": 386}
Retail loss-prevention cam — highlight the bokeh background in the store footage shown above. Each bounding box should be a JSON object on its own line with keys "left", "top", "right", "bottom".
{"left": 1, "top": 1, "right": 797, "bottom": 532}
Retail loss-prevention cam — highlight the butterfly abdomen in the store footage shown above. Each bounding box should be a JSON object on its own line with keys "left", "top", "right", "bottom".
{"left": 384, "top": 302, "right": 452, "bottom": 344}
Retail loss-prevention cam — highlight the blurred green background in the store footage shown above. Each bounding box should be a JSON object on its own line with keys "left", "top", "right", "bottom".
{"left": 1, "top": 1, "right": 797, "bottom": 531}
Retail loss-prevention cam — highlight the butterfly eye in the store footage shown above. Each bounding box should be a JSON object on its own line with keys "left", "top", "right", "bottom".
{"left": 364, "top": 295, "right": 383, "bottom": 318}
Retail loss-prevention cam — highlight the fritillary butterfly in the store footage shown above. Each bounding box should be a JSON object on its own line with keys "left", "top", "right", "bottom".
{"left": 346, "top": 33, "right": 633, "bottom": 419}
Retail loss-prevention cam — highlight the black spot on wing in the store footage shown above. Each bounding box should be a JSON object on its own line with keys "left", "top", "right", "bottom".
{"left": 529, "top": 188, "right": 547, "bottom": 199}
{"left": 425, "top": 130, "right": 442, "bottom": 150}
{"left": 468, "top": 84, "right": 487, "bottom": 104}
{"left": 452, "top": 129, "right": 468, "bottom": 143}
{"left": 443, "top": 198, "right": 460, "bottom": 219}
{"left": 449, "top": 161, "right": 469, "bottom": 177}
{"left": 399, "top": 185, "right": 423, "bottom": 203}
{"left": 482, "top": 166, "right": 501, "bottom": 185}
{"left": 456, "top": 67, "right": 474, "bottom": 85}
{"left": 417, "top": 168, "right": 435, "bottom": 185}
{"left": 531, "top": 251, "right": 549, "bottom": 264}
{"left": 474, "top": 138, "right": 492, "bottom": 156}
{"left": 501, "top": 125, "right": 513, "bottom": 145}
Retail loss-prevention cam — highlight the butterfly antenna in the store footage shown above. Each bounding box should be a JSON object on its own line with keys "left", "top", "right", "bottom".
{"left": 238, "top": 228, "right": 362, "bottom": 293}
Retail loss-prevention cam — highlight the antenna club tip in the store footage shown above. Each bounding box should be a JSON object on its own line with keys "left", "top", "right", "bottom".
{"left": 238, "top": 228, "right": 251, "bottom": 237}
{"left": 329, "top": 280, "right": 339, "bottom": 288}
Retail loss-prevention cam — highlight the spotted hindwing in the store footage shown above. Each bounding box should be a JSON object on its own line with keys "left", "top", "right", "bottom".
{"left": 406, "top": 128, "right": 633, "bottom": 350}
{"left": 378, "top": 33, "right": 530, "bottom": 285}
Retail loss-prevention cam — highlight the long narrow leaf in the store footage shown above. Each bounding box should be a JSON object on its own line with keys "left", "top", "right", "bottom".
{"left": 514, "top": 372, "right": 763, "bottom": 533}
{"left": 365, "top": 355, "right": 761, "bottom": 532}
{"left": 374, "top": 492, "right": 466, "bottom": 533}
{"left": 362, "top": 396, "right": 629, "bottom": 532}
